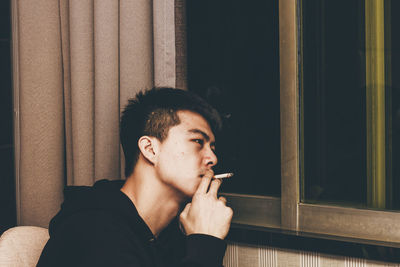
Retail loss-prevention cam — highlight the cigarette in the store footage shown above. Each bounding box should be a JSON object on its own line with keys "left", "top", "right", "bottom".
{"left": 214, "top": 173, "right": 234, "bottom": 179}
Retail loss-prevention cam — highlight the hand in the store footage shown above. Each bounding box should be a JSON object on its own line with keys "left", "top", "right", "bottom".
{"left": 179, "top": 170, "right": 233, "bottom": 239}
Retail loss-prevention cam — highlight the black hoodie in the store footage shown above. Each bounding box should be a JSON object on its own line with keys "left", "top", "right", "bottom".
{"left": 37, "top": 179, "right": 226, "bottom": 267}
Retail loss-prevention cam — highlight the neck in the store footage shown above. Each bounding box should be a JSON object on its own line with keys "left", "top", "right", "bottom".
{"left": 121, "top": 163, "right": 185, "bottom": 237}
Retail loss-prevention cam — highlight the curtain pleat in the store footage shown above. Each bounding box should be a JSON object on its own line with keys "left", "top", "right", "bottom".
{"left": 153, "top": 0, "right": 176, "bottom": 87}
{"left": 69, "top": 0, "right": 95, "bottom": 186}
{"left": 13, "top": 0, "right": 182, "bottom": 226}
{"left": 175, "top": 0, "right": 188, "bottom": 90}
{"left": 15, "top": 0, "right": 64, "bottom": 226}
{"left": 59, "top": 0, "right": 73, "bottom": 185}
{"left": 119, "top": 0, "right": 154, "bottom": 109}
{"left": 93, "top": 0, "right": 120, "bottom": 181}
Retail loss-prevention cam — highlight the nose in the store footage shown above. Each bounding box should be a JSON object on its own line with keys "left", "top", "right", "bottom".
{"left": 204, "top": 146, "right": 218, "bottom": 167}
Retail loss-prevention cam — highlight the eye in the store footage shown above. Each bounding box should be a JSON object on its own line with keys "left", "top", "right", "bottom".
{"left": 192, "top": 139, "right": 204, "bottom": 146}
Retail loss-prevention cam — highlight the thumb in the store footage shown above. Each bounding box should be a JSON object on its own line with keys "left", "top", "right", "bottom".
{"left": 180, "top": 203, "right": 191, "bottom": 219}
{"left": 179, "top": 203, "right": 191, "bottom": 235}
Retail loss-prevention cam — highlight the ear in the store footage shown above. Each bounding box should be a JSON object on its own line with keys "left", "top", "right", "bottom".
{"left": 138, "top": 136, "right": 159, "bottom": 164}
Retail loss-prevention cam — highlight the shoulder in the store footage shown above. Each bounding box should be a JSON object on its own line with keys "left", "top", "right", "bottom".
{"left": 38, "top": 210, "right": 147, "bottom": 266}
{"left": 56, "top": 209, "right": 132, "bottom": 241}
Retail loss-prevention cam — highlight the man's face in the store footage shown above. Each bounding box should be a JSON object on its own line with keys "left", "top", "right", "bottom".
{"left": 154, "top": 110, "right": 218, "bottom": 198}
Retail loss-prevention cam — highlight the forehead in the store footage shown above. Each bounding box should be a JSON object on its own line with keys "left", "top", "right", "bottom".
{"left": 174, "top": 110, "right": 215, "bottom": 140}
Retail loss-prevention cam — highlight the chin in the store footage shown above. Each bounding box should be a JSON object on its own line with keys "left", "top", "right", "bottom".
{"left": 185, "top": 188, "right": 196, "bottom": 198}
{"left": 176, "top": 178, "right": 201, "bottom": 199}
{"left": 182, "top": 186, "right": 197, "bottom": 199}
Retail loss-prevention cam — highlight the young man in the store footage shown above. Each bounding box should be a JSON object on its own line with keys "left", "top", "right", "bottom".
{"left": 37, "top": 87, "right": 233, "bottom": 267}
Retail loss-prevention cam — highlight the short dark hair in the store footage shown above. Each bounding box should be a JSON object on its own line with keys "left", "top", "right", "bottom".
{"left": 120, "top": 87, "right": 222, "bottom": 177}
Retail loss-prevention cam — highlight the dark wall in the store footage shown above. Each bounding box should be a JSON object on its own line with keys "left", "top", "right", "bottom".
{"left": 0, "top": 0, "right": 16, "bottom": 234}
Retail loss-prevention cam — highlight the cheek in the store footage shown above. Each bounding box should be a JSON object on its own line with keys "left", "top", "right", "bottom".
{"left": 159, "top": 149, "right": 186, "bottom": 175}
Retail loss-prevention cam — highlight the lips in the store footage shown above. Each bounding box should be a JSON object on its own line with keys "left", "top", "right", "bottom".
{"left": 199, "top": 168, "right": 216, "bottom": 179}
{"left": 198, "top": 168, "right": 207, "bottom": 178}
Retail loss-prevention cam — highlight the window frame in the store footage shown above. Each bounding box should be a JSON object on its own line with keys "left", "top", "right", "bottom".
{"left": 222, "top": 0, "right": 400, "bottom": 245}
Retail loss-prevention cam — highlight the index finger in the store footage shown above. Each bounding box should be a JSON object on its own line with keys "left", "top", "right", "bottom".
{"left": 195, "top": 175, "right": 212, "bottom": 195}
{"left": 207, "top": 178, "right": 222, "bottom": 197}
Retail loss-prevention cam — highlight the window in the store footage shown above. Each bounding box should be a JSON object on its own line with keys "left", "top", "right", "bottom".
{"left": 187, "top": 0, "right": 400, "bottom": 247}
{"left": 301, "top": 0, "right": 367, "bottom": 208}
{"left": 302, "top": 0, "right": 400, "bottom": 212}
{"left": 298, "top": 0, "right": 400, "bottom": 243}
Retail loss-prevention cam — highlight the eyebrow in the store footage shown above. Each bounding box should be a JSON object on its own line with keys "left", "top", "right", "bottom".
{"left": 187, "top": 129, "right": 216, "bottom": 146}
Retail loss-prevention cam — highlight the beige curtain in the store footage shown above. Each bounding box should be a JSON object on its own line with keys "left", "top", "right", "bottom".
{"left": 12, "top": 0, "right": 187, "bottom": 227}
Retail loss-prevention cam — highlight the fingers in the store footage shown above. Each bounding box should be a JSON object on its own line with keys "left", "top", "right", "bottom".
{"left": 195, "top": 169, "right": 214, "bottom": 195}
{"left": 208, "top": 178, "right": 222, "bottom": 197}
{"left": 195, "top": 176, "right": 211, "bottom": 195}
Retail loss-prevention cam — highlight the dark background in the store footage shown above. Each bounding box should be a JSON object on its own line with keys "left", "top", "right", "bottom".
{"left": 302, "top": 0, "right": 400, "bottom": 210}
{"left": 0, "top": 0, "right": 16, "bottom": 234}
{"left": 389, "top": 0, "right": 400, "bottom": 210}
{"left": 302, "top": 0, "right": 367, "bottom": 205}
{"left": 186, "top": 0, "right": 281, "bottom": 196}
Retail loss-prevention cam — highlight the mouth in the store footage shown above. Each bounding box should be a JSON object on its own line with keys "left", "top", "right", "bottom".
{"left": 198, "top": 169, "right": 207, "bottom": 178}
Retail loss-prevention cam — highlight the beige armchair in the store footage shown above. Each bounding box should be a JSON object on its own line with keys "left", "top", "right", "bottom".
{"left": 0, "top": 226, "right": 49, "bottom": 267}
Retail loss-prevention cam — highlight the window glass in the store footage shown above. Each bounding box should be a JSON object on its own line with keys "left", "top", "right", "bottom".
{"left": 301, "top": 0, "right": 400, "bottom": 210}
{"left": 186, "top": 0, "right": 281, "bottom": 196}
